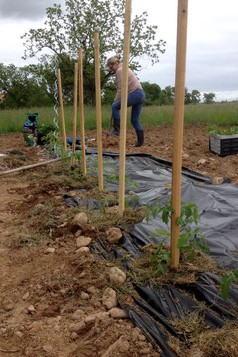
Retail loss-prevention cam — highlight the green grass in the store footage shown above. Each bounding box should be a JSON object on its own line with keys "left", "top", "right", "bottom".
{"left": 1, "top": 102, "right": 238, "bottom": 134}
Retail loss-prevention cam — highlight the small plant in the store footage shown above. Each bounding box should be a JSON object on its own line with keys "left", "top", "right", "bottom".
{"left": 219, "top": 268, "right": 238, "bottom": 300}
{"left": 145, "top": 202, "right": 210, "bottom": 275}
{"left": 177, "top": 203, "right": 210, "bottom": 261}
{"left": 103, "top": 169, "right": 119, "bottom": 183}
{"left": 43, "top": 129, "right": 62, "bottom": 157}
{"left": 150, "top": 240, "right": 171, "bottom": 275}
{"left": 70, "top": 150, "right": 82, "bottom": 171}
{"left": 208, "top": 125, "right": 238, "bottom": 136}
{"left": 125, "top": 194, "right": 141, "bottom": 208}
{"left": 37, "top": 122, "right": 56, "bottom": 136}
{"left": 125, "top": 177, "right": 139, "bottom": 190}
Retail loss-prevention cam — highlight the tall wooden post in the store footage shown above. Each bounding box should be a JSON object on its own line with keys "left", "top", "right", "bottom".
{"left": 57, "top": 69, "right": 67, "bottom": 152}
{"left": 78, "top": 48, "right": 87, "bottom": 176}
{"left": 94, "top": 32, "right": 104, "bottom": 191}
{"left": 71, "top": 62, "right": 78, "bottom": 167}
{"left": 118, "top": 0, "right": 132, "bottom": 216}
{"left": 171, "top": 0, "right": 189, "bottom": 269}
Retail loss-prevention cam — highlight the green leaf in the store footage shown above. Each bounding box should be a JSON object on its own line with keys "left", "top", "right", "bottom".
{"left": 220, "top": 276, "right": 234, "bottom": 300}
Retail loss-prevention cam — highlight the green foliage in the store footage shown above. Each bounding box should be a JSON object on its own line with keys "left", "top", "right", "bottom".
{"left": 219, "top": 269, "right": 238, "bottom": 300}
{"left": 177, "top": 202, "right": 199, "bottom": 226}
{"left": 141, "top": 82, "right": 161, "bottom": 106}
{"left": 145, "top": 203, "right": 173, "bottom": 224}
{"left": 22, "top": 0, "right": 165, "bottom": 68}
{"left": 1, "top": 102, "right": 238, "bottom": 134}
{"left": 0, "top": 63, "right": 53, "bottom": 108}
{"left": 59, "top": 144, "right": 83, "bottom": 179}
{"left": 103, "top": 169, "right": 119, "bottom": 184}
{"left": 20, "top": 0, "right": 166, "bottom": 105}
{"left": 177, "top": 203, "right": 210, "bottom": 261}
{"left": 203, "top": 92, "right": 216, "bottom": 104}
{"left": 43, "top": 130, "right": 61, "bottom": 156}
{"left": 208, "top": 125, "right": 238, "bottom": 135}
{"left": 37, "top": 122, "right": 56, "bottom": 144}
{"left": 160, "top": 86, "right": 175, "bottom": 105}
{"left": 150, "top": 241, "right": 171, "bottom": 276}
{"left": 70, "top": 165, "right": 82, "bottom": 180}
{"left": 191, "top": 89, "right": 201, "bottom": 104}
{"left": 102, "top": 83, "right": 117, "bottom": 105}
{"left": 185, "top": 88, "right": 201, "bottom": 105}
{"left": 125, "top": 194, "right": 141, "bottom": 209}
{"left": 103, "top": 164, "right": 138, "bottom": 193}
{"left": 183, "top": 102, "right": 238, "bottom": 126}
{"left": 146, "top": 202, "right": 210, "bottom": 274}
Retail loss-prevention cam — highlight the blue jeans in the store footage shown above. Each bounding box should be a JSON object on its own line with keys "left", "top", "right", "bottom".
{"left": 111, "top": 88, "right": 145, "bottom": 131}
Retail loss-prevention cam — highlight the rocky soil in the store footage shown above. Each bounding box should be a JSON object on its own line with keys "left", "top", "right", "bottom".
{"left": 0, "top": 124, "right": 238, "bottom": 356}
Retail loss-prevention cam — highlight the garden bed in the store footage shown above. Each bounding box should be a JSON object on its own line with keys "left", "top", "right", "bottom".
{"left": 0, "top": 124, "right": 238, "bottom": 356}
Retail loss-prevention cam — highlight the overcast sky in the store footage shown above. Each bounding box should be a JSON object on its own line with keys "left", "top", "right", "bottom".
{"left": 1, "top": 0, "right": 238, "bottom": 101}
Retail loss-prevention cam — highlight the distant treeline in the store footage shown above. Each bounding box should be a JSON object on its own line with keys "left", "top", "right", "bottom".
{"left": 0, "top": 62, "right": 233, "bottom": 110}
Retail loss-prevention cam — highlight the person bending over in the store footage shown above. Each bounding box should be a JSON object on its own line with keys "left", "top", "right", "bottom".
{"left": 107, "top": 55, "right": 145, "bottom": 147}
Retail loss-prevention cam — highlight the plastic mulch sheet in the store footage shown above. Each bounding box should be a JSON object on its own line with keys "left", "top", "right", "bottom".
{"left": 65, "top": 152, "right": 238, "bottom": 355}
{"left": 67, "top": 151, "right": 238, "bottom": 269}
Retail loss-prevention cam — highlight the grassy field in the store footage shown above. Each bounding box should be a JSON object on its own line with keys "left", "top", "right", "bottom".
{"left": 0, "top": 102, "right": 238, "bottom": 134}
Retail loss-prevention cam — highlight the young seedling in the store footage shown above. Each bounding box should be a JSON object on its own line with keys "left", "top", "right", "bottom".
{"left": 208, "top": 125, "right": 238, "bottom": 136}
{"left": 150, "top": 240, "right": 171, "bottom": 276}
{"left": 145, "top": 202, "right": 210, "bottom": 275}
{"left": 176, "top": 203, "right": 210, "bottom": 261}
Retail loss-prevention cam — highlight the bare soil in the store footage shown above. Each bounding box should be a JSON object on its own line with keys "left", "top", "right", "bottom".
{"left": 95, "top": 123, "right": 238, "bottom": 184}
{"left": 0, "top": 124, "right": 238, "bottom": 356}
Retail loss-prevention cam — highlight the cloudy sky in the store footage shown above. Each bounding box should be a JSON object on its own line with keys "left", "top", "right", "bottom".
{"left": 1, "top": 0, "right": 238, "bottom": 101}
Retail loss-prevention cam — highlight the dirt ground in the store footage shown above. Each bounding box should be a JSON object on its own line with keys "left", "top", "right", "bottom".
{"left": 0, "top": 124, "right": 237, "bottom": 356}
{"left": 96, "top": 123, "right": 238, "bottom": 184}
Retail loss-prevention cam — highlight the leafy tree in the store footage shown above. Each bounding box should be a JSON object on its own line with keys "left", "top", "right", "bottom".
{"left": 203, "top": 92, "right": 216, "bottom": 104}
{"left": 21, "top": 0, "right": 166, "bottom": 105}
{"left": 160, "top": 86, "right": 175, "bottom": 105}
{"left": 191, "top": 89, "right": 201, "bottom": 104}
{"left": 102, "top": 82, "right": 117, "bottom": 105}
{"left": 184, "top": 87, "right": 192, "bottom": 105}
{"left": 184, "top": 88, "right": 201, "bottom": 105}
{"left": 0, "top": 63, "right": 53, "bottom": 108}
{"left": 141, "top": 82, "right": 161, "bottom": 106}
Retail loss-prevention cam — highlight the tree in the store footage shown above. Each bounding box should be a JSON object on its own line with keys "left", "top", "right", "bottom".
{"left": 191, "top": 89, "right": 201, "bottom": 104}
{"left": 160, "top": 86, "right": 175, "bottom": 105}
{"left": 184, "top": 87, "right": 192, "bottom": 105}
{"left": 0, "top": 63, "right": 53, "bottom": 108}
{"left": 21, "top": 0, "right": 166, "bottom": 105}
{"left": 141, "top": 82, "right": 161, "bottom": 106}
{"left": 203, "top": 92, "right": 216, "bottom": 104}
{"left": 102, "top": 82, "right": 117, "bottom": 105}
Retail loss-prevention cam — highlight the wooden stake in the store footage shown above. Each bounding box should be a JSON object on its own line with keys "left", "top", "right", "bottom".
{"left": 78, "top": 48, "right": 87, "bottom": 176}
{"left": 118, "top": 0, "right": 132, "bottom": 216}
{"left": 0, "top": 158, "right": 61, "bottom": 176}
{"left": 71, "top": 62, "right": 78, "bottom": 167}
{"left": 94, "top": 32, "right": 104, "bottom": 191}
{"left": 171, "top": 0, "right": 189, "bottom": 269}
{"left": 57, "top": 68, "right": 67, "bottom": 152}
